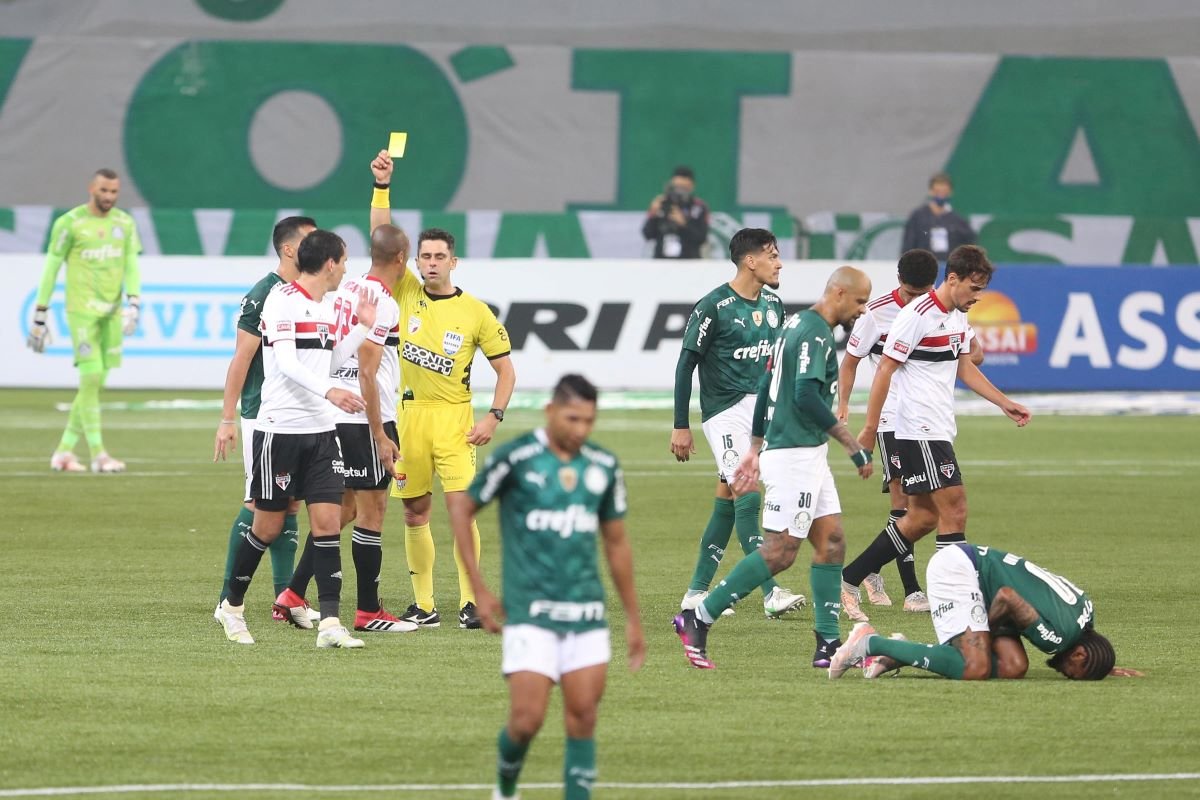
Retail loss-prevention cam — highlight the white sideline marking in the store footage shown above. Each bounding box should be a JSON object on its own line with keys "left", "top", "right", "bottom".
{"left": 2, "top": 773, "right": 1198, "bottom": 796}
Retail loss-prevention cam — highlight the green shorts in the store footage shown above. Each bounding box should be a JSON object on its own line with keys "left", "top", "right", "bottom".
{"left": 67, "top": 312, "right": 123, "bottom": 372}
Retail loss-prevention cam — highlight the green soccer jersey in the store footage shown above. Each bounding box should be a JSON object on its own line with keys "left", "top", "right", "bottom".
{"left": 36, "top": 205, "right": 142, "bottom": 315}
{"left": 468, "top": 429, "right": 628, "bottom": 633}
{"left": 680, "top": 284, "right": 784, "bottom": 422}
{"left": 237, "top": 272, "right": 284, "bottom": 420}
{"left": 763, "top": 309, "right": 838, "bottom": 450}
{"left": 974, "top": 545, "right": 1095, "bottom": 655}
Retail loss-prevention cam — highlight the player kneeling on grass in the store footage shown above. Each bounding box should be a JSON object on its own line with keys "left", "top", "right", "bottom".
{"left": 829, "top": 543, "right": 1122, "bottom": 681}
{"left": 451, "top": 374, "right": 645, "bottom": 800}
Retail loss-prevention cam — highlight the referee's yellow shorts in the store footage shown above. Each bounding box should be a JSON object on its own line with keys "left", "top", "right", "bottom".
{"left": 390, "top": 401, "right": 477, "bottom": 499}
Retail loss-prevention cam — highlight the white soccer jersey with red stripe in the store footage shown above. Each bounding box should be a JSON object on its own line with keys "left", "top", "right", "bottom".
{"left": 881, "top": 291, "right": 975, "bottom": 442}
{"left": 846, "top": 288, "right": 904, "bottom": 432}
{"left": 257, "top": 281, "right": 339, "bottom": 434}
{"left": 331, "top": 275, "right": 402, "bottom": 425}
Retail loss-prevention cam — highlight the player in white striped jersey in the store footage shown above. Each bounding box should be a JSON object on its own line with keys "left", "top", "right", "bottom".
{"left": 841, "top": 245, "right": 1030, "bottom": 595}
{"left": 282, "top": 224, "right": 417, "bottom": 634}
{"left": 216, "top": 229, "right": 378, "bottom": 649}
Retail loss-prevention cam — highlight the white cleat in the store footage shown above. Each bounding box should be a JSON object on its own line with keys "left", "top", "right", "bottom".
{"left": 492, "top": 788, "right": 521, "bottom": 800}
{"left": 306, "top": 606, "right": 321, "bottom": 623}
{"left": 50, "top": 451, "right": 88, "bottom": 472}
{"left": 213, "top": 602, "right": 222, "bottom": 623}
{"left": 680, "top": 590, "right": 734, "bottom": 617}
{"left": 903, "top": 590, "right": 931, "bottom": 613}
{"left": 316, "top": 618, "right": 365, "bottom": 649}
{"left": 217, "top": 600, "right": 255, "bottom": 645}
{"left": 863, "top": 633, "right": 908, "bottom": 679}
{"left": 763, "top": 586, "right": 807, "bottom": 618}
{"left": 90, "top": 452, "right": 126, "bottom": 473}
{"left": 828, "top": 622, "right": 876, "bottom": 679}
{"left": 863, "top": 573, "right": 892, "bottom": 606}
{"left": 841, "top": 580, "right": 870, "bottom": 622}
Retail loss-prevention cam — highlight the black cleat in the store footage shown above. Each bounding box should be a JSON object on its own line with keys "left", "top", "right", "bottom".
{"left": 458, "top": 601, "right": 482, "bottom": 629}
{"left": 673, "top": 609, "right": 715, "bottom": 669}
{"left": 812, "top": 631, "right": 842, "bottom": 669}
{"left": 399, "top": 603, "right": 441, "bottom": 628}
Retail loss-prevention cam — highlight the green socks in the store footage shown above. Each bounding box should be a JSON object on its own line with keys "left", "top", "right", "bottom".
{"left": 687, "top": 498, "right": 734, "bottom": 591}
{"left": 867, "top": 635, "right": 966, "bottom": 679}
{"left": 732, "top": 492, "right": 779, "bottom": 598}
{"left": 496, "top": 727, "right": 529, "bottom": 798}
{"left": 59, "top": 368, "right": 106, "bottom": 454}
{"left": 269, "top": 513, "right": 299, "bottom": 595}
{"left": 699, "top": 550, "right": 772, "bottom": 622}
{"left": 564, "top": 737, "right": 596, "bottom": 800}
{"left": 219, "top": 506, "right": 256, "bottom": 602}
{"left": 810, "top": 563, "right": 843, "bottom": 642}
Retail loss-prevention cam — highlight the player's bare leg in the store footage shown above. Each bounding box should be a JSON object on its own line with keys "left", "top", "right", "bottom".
{"left": 496, "top": 671, "right": 554, "bottom": 799}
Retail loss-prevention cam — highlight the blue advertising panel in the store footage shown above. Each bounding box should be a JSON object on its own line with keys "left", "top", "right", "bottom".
{"left": 970, "top": 266, "right": 1200, "bottom": 391}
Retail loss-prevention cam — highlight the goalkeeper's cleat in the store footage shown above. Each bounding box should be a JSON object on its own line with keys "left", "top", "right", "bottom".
{"left": 903, "top": 590, "right": 931, "bottom": 613}
{"left": 217, "top": 600, "right": 254, "bottom": 645}
{"left": 763, "top": 586, "right": 807, "bottom": 618}
{"left": 272, "top": 587, "right": 316, "bottom": 629}
{"left": 863, "top": 572, "right": 892, "bottom": 606}
{"left": 355, "top": 606, "right": 418, "bottom": 633}
{"left": 90, "top": 453, "right": 126, "bottom": 473}
{"left": 672, "top": 610, "right": 715, "bottom": 669}
{"left": 50, "top": 451, "right": 88, "bottom": 473}
{"left": 863, "top": 633, "right": 908, "bottom": 679}
{"left": 841, "top": 580, "right": 869, "bottom": 622}
{"left": 680, "top": 590, "right": 734, "bottom": 617}
{"left": 828, "top": 622, "right": 876, "bottom": 679}
{"left": 316, "top": 618, "right": 365, "bottom": 649}
{"left": 811, "top": 632, "right": 841, "bottom": 669}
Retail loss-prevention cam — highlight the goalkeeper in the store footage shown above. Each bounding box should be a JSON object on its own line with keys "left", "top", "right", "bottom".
{"left": 27, "top": 168, "right": 142, "bottom": 473}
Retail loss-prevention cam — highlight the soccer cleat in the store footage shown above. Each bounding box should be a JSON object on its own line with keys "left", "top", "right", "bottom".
{"left": 272, "top": 587, "right": 315, "bottom": 630}
{"left": 903, "top": 590, "right": 931, "bottom": 613}
{"left": 50, "top": 451, "right": 88, "bottom": 472}
{"left": 459, "top": 602, "right": 483, "bottom": 630}
{"left": 863, "top": 573, "right": 892, "bottom": 606}
{"left": 316, "top": 617, "right": 365, "bottom": 649}
{"left": 355, "top": 606, "right": 418, "bottom": 633}
{"left": 828, "top": 622, "right": 877, "bottom": 679}
{"left": 90, "top": 452, "right": 126, "bottom": 473}
{"left": 213, "top": 602, "right": 222, "bottom": 623}
{"left": 217, "top": 600, "right": 254, "bottom": 645}
{"left": 272, "top": 608, "right": 286, "bottom": 622}
{"left": 840, "top": 580, "right": 869, "bottom": 622}
{"left": 811, "top": 631, "right": 841, "bottom": 669}
{"left": 492, "top": 788, "right": 521, "bottom": 800}
{"left": 399, "top": 603, "right": 441, "bottom": 628}
{"left": 763, "top": 586, "right": 807, "bottom": 618}
{"left": 863, "top": 633, "right": 908, "bottom": 679}
{"left": 672, "top": 609, "right": 715, "bottom": 669}
{"left": 679, "top": 590, "right": 734, "bottom": 617}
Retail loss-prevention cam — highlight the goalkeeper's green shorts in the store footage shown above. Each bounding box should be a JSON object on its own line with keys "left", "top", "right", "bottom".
{"left": 67, "top": 312, "right": 123, "bottom": 372}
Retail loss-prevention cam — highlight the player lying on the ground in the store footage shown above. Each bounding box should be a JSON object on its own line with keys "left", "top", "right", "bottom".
{"left": 829, "top": 543, "right": 1120, "bottom": 680}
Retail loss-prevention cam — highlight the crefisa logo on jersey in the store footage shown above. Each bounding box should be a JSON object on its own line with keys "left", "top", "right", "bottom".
{"left": 443, "top": 331, "right": 464, "bottom": 356}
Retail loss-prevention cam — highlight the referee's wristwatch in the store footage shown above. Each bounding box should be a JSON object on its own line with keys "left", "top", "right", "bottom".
{"left": 488, "top": 408, "right": 505, "bottom": 422}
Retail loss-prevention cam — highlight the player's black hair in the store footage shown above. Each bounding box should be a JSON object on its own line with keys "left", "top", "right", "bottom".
{"left": 1047, "top": 626, "right": 1116, "bottom": 681}
{"left": 945, "top": 244, "right": 993, "bottom": 284}
{"left": 418, "top": 227, "right": 456, "bottom": 255}
{"left": 672, "top": 165, "right": 695, "bottom": 181}
{"left": 552, "top": 374, "right": 598, "bottom": 405}
{"left": 295, "top": 229, "right": 345, "bottom": 274}
{"left": 897, "top": 249, "right": 938, "bottom": 289}
{"left": 93, "top": 168, "right": 119, "bottom": 181}
{"left": 729, "top": 228, "right": 777, "bottom": 266}
{"left": 272, "top": 216, "right": 317, "bottom": 257}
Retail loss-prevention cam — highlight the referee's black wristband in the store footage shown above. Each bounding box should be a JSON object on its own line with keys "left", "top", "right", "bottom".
{"left": 850, "top": 449, "right": 872, "bottom": 468}
{"left": 373, "top": 181, "right": 390, "bottom": 189}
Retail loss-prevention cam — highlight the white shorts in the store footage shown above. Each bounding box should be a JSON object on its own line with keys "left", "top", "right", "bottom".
{"left": 241, "top": 418, "right": 256, "bottom": 502}
{"left": 927, "top": 545, "right": 989, "bottom": 644}
{"left": 701, "top": 395, "right": 756, "bottom": 483}
{"left": 760, "top": 444, "right": 841, "bottom": 539}
{"left": 501, "top": 624, "right": 611, "bottom": 683}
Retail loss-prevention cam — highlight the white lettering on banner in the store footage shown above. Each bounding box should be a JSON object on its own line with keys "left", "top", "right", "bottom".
{"left": 1049, "top": 293, "right": 1113, "bottom": 368}
{"left": 1176, "top": 294, "right": 1200, "bottom": 368}
{"left": 1049, "top": 290, "right": 1200, "bottom": 371}
{"left": 1116, "top": 291, "right": 1167, "bottom": 370}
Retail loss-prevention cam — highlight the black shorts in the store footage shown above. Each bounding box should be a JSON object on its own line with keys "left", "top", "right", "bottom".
{"left": 876, "top": 430, "right": 902, "bottom": 494}
{"left": 895, "top": 438, "right": 963, "bottom": 495}
{"left": 250, "top": 429, "right": 345, "bottom": 511}
{"left": 335, "top": 421, "right": 398, "bottom": 491}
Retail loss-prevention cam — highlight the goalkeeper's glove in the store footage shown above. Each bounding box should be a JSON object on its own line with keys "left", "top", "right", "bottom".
{"left": 122, "top": 296, "right": 140, "bottom": 336}
{"left": 27, "top": 306, "right": 51, "bottom": 353}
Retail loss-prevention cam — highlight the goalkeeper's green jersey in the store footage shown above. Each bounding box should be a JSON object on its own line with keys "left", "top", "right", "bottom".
{"left": 36, "top": 205, "right": 142, "bottom": 316}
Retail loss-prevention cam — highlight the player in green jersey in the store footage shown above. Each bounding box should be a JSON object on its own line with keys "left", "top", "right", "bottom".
{"left": 453, "top": 374, "right": 644, "bottom": 800}
{"left": 211, "top": 217, "right": 317, "bottom": 623}
{"left": 28, "top": 169, "right": 141, "bottom": 473}
{"left": 670, "top": 228, "right": 806, "bottom": 620}
{"left": 829, "top": 543, "right": 1118, "bottom": 681}
{"left": 674, "top": 266, "right": 875, "bottom": 670}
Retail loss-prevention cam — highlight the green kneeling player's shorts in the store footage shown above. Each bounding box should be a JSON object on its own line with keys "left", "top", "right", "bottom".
{"left": 68, "top": 312, "right": 123, "bottom": 371}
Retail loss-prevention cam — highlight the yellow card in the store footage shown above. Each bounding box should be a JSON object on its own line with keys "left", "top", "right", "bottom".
{"left": 388, "top": 131, "right": 408, "bottom": 158}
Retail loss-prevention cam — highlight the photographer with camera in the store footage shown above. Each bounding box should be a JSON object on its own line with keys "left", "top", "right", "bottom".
{"left": 643, "top": 165, "right": 710, "bottom": 259}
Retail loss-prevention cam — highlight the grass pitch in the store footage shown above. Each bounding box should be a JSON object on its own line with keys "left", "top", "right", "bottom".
{"left": 1, "top": 389, "right": 1196, "bottom": 799}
